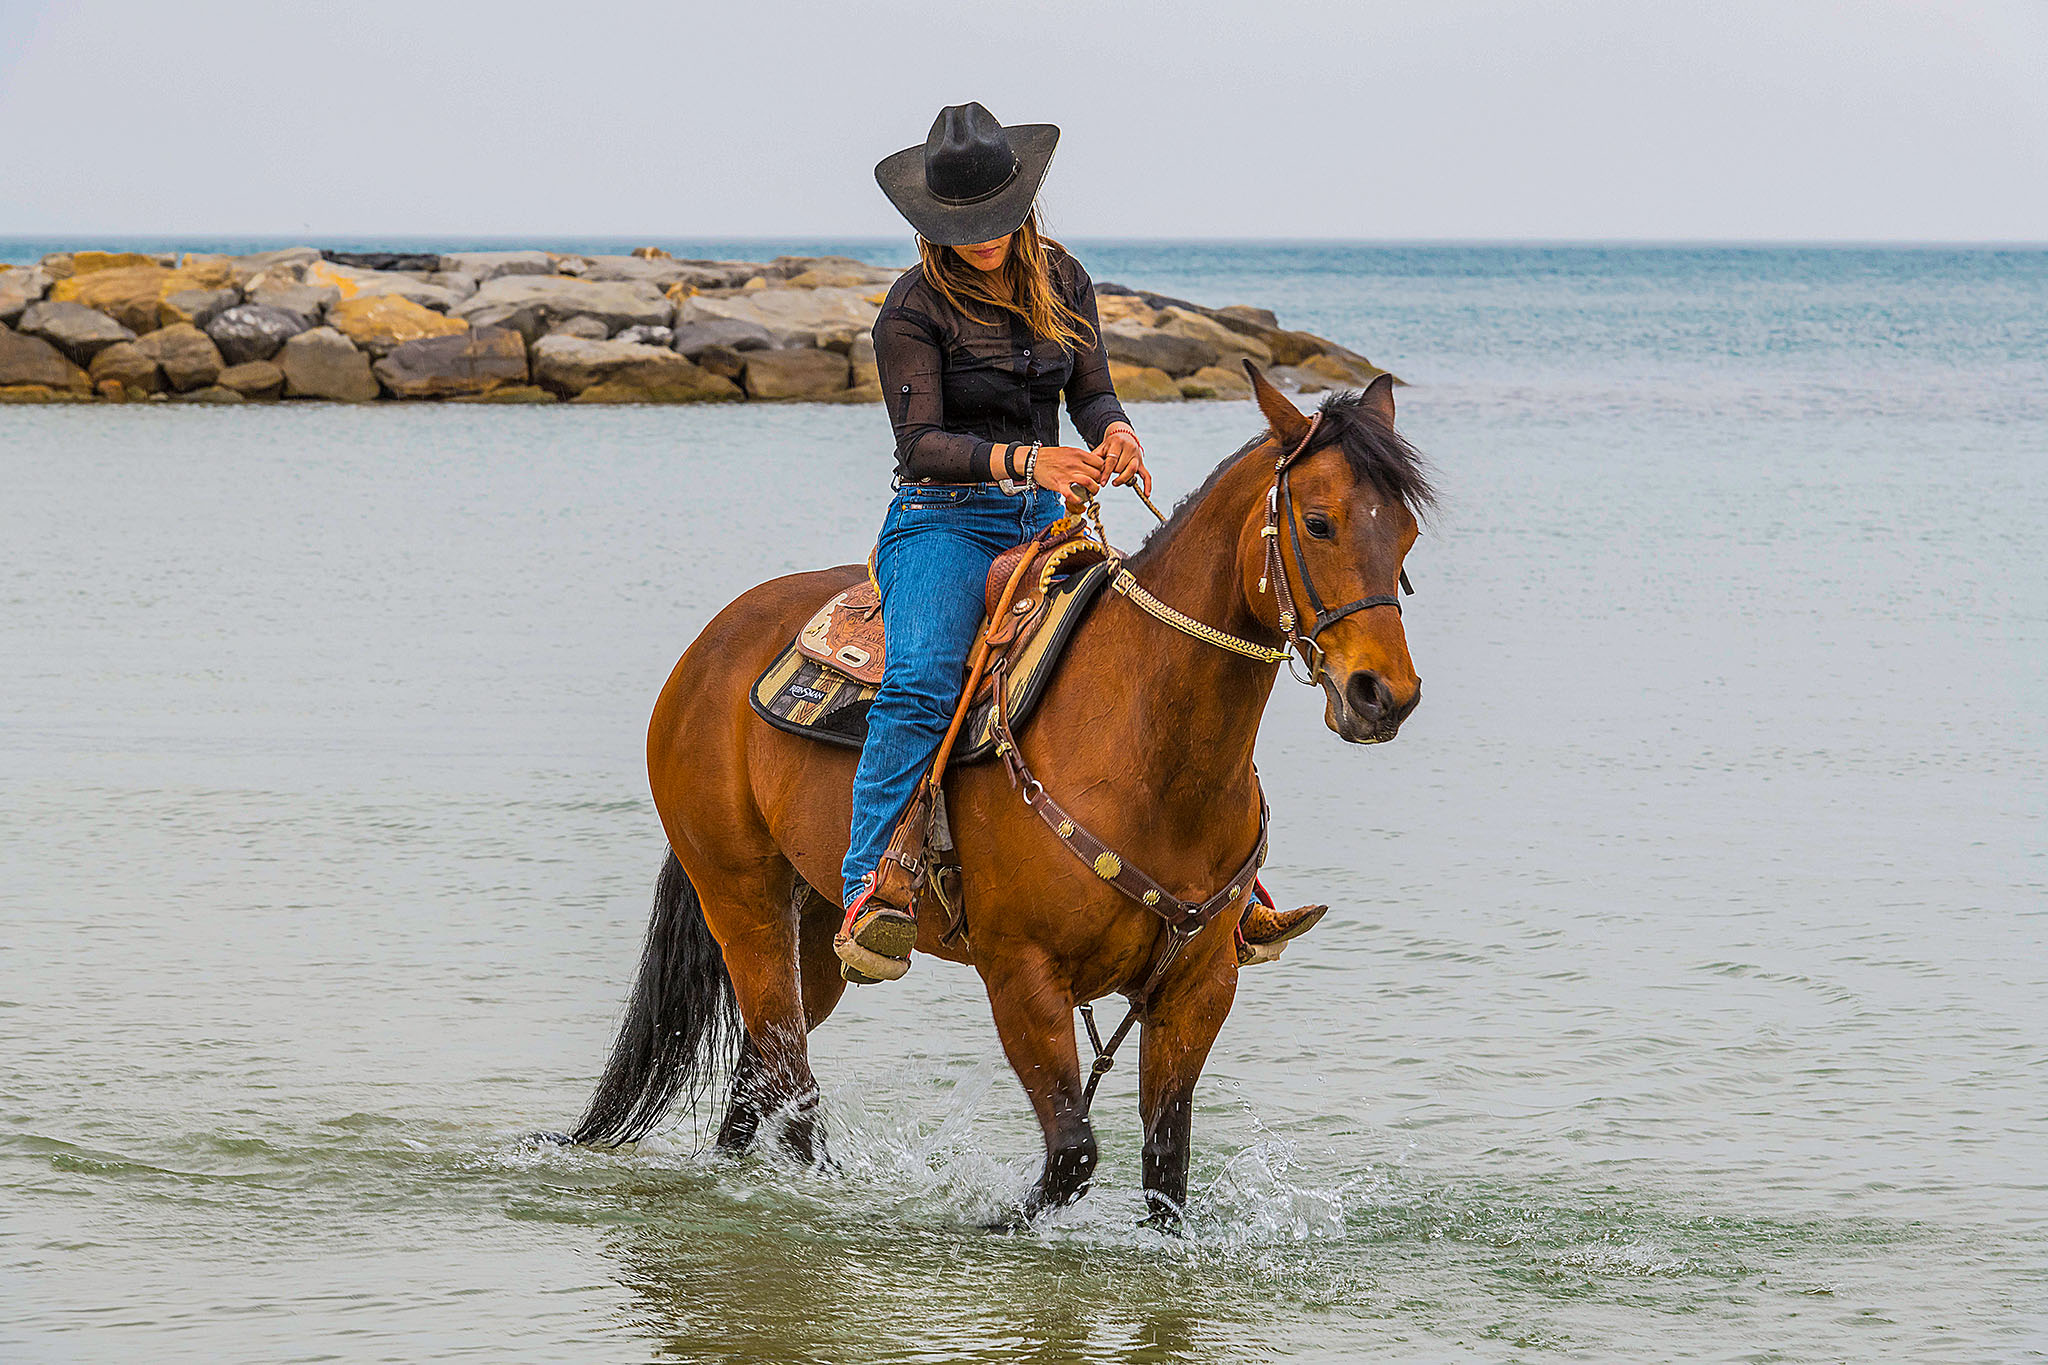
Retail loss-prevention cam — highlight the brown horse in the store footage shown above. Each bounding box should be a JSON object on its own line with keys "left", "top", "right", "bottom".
{"left": 568, "top": 365, "right": 1434, "bottom": 1225}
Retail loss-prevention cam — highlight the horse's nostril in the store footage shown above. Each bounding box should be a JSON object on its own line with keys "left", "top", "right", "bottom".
{"left": 1345, "top": 670, "right": 1392, "bottom": 721}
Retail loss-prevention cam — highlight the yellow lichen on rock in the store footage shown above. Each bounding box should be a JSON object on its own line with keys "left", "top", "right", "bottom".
{"left": 69, "top": 251, "right": 161, "bottom": 277}
{"left": 327, "top": 296, "right": 467, "bottom": 355}
{"left": 304, "top": 261, "right": 364, "bottom": 299}
{"left": 1107, "top": 361, "right": 1182, "bottom": 402}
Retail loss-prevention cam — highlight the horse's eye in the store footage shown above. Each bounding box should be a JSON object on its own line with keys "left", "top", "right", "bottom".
{"left": 1303, "top": 512, "right": 1334, "bottom": 539}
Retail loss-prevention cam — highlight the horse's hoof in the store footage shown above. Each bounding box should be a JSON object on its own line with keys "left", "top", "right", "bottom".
{"left": 525, "top": 1130, "right": 574, "bottom": 1146}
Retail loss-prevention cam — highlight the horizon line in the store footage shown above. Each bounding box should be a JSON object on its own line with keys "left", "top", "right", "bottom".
{"left": 3, "top": 233, "right": 2046, "bottom": 251}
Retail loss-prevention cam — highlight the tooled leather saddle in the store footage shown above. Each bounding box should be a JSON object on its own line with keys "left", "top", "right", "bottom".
{"left": 790, "top": 515, "right": 1111, "bottom": 713}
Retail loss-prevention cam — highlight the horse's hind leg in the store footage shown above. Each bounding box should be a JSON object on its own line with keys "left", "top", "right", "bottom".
{"left": 718, "top": 877, "right": 847, "bottom": 1154}
{"left": 698, "top": 861, "right": 826, "bottom": 1164}
{"left": 1137, "top": 945, "right": 1238, "bottom": 1229}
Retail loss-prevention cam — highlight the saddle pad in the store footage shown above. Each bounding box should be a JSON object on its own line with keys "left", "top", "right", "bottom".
{"left": 750, "top": 560, "right": 1113, "bottom": 764}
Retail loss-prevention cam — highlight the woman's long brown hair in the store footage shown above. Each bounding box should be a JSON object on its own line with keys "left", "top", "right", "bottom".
{"left": 915, "top": 205, "right": 1097, "bottom": 354}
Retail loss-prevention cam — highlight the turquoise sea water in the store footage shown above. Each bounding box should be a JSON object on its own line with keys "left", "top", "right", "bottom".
{"left": 3, "top": 243, "right": 2045, "bottom": 1362}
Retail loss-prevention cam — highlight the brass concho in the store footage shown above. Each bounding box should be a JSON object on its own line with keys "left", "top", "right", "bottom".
{"left": 1142, "top": 890, "right": 1160, "bottom": 907}
{"left": 1093, "top": 851, "right": 1122, "bottom": 881}
{"left": 1228, "top": 884, "right": 1242, "bottom": 899}
{"left": 1057, "top": 819, "right": 1075, "bottom": 838}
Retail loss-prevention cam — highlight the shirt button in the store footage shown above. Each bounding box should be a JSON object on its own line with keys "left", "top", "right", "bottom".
{"left": 900, "top": 385, "right": 909, "bottom": 392}
{"left": 1023, "top": 348, "right": 1031, "bottom": 356}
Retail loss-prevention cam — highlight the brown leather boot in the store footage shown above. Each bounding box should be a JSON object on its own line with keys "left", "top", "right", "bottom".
{"left": 1236, "top": 878, "right": 1328, "bottom": 966}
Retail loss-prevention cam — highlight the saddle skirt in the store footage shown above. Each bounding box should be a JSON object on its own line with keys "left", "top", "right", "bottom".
{"left": 753, "top": 526, "right": 1114, "bottom": 765}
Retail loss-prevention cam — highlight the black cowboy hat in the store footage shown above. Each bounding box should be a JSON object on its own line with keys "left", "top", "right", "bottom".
{"left": 874, "top": 102, "right": 1060, "bottom": 246}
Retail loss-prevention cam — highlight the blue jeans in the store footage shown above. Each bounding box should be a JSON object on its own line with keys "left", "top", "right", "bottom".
{"left": 841, "top": 482, "right": 1065, "bottom": 905}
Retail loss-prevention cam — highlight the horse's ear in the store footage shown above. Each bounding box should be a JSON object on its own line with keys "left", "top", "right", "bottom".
{"left": 1242, "top": 359, "right": 1309, "bottom": 448}
{"left": 1360, "top": 371, "right": 1396, "bottom": 426}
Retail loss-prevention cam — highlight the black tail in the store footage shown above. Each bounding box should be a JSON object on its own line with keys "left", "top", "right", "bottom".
{"left": 569, "top": 851, "right": 742, "bottom": 1146}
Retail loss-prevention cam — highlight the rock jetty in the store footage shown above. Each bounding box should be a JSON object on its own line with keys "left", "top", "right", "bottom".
{"left": 0, "top": 247, "right": 1387, "bottom": 406}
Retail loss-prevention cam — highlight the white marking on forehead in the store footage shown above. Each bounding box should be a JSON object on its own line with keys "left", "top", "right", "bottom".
{"left": 1370, "top": 506, "right": 1380, "bottom": 518}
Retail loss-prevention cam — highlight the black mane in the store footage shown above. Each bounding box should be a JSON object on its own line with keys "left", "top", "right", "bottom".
{"left": 1128, "top": 387, "right": 1436, "bottom": 567}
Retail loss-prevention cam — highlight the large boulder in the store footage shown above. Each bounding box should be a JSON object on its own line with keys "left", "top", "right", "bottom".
{"left": 207, "top": 304, "right": 311, "bottom": 365}
{"left": 530, "top": 335, "right": 733, "bottom": 400}
{"left": 158, "top": 287, "right": 240, "bottom": 330}
{"left": 678, "top": 285, "right": 881, "bottom": 349}
{"left": 278, "top": 327, "right": 379, "bottom": 402}
{"left": 437, "top": 250, "right": 555, "bottom": 282}
{"left": 455, "top": 276, "right": 674, "bottom": 340}
{"left": 740, "top": 348, "right": 849, "bottom": 400}
{"left": 371, "top": 326, "right": 528, "bottom": 398}
{"left": 49, "top": 264, "right": 172, "bottom": 332}
{"left": 425, "top": 271, "right": 478, "bottom": 303}
{"left": 16, "top": 300, "right": 136, "bottom": 363}
{"left": 88, "top": 341, "right": 163, "bottom": 396}
{"left": 222, "top": 247, "right": 323, "bottom": 286}
{"left": 0, "top": 326, "right": 91, "bottom": 392}
{"left": 1106, "top": 361, "right": 1182, "bottom": 403}
{"left": 1298, "top": 351, "right": 1387, "bottom": 388}
{"left": 0, "top": 267, "right": 52, "bottom": 325}
{"left": 1154, "top": 307, "right": 1272, "bottom": 367}
{"left": 849, "top": 333, "right": 878, "bottom": 388}
{"left": 216, "top": 360, "right": 284, "bottom": 399}
{"left": 246, "top": 279, "right": 338, "bottom": 324}
{"left": 1, "top": 383, "right": 95, "bottom": 403}
{"left": 670, "top": 318, "right": 774, "bottom": 358}
{"left": 303, "top": 260, "right": 464, "bottom": 311}
{"left": 327, "top": 295, "right": 467, "bottom": 357}
{"left": 65, "top": 250, "right": 164, "bottom": 277}
{"left": 548, "top": 315, "right": 611, "bottom": 340}
{"left": 135, "top": 323, "right": 225, "bottom": 392}
{"left": 1101, "top": 321, "right": 1216, "bottom": 377}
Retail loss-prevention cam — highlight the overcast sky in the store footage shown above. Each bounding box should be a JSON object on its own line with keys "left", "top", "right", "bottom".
{"left": 2, "top": 0, "right": 2044, "bottom": 241}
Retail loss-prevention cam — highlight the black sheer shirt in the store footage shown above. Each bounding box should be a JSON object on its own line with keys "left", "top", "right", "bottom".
{"left": 873, "top": 245, "right": 1132, "bottom": 483}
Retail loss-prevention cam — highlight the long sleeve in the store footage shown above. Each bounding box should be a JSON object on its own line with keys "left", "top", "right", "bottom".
{"left": 1059, "top": 259, "right": 1132, "bottom": 448}
{"left": 873, "top": 301, "right": 994, "bottom": 483}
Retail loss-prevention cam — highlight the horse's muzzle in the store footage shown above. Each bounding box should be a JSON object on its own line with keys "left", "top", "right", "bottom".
{"left": 1327, "top": 669, "right": 1420, "bottom": 744}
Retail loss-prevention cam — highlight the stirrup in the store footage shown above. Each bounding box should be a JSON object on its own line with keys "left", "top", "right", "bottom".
{"left": 834, "top": 879, "right": 916, "bottom": 984}
{"left": 1236, "top": 877, "right": 1328, "bottom": 966}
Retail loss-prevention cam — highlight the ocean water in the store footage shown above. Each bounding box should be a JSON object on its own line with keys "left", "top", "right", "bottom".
{"left": 2, "top": 244, "right": 2045, "bottom": 1363}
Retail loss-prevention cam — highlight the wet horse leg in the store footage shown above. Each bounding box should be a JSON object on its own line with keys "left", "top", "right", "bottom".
{"left": 982, "top": 951, "right": 1097, "bottom": 1219}
{"left": 701, "top": 864, "right": 826, "bottom": 1165}
{"left": 717, "top": 879, "right": 847, "bottom": 1154}
{"left": 1137, "top": 950, "right": 1238, "bottom": 1229}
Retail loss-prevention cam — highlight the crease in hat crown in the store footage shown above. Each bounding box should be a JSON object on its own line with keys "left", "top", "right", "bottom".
{"left": 925, "top": 103, "right": 1020, "bottom": 206}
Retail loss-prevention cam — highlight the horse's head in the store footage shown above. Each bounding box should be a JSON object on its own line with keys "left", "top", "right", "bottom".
{"left": 1243, "top": 363, "right": 1434, "bottom": 744}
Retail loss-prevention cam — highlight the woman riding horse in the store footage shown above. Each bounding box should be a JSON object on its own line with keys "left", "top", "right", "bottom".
{"left": 839, "top": 101, "right": 1326, "bottom": 981}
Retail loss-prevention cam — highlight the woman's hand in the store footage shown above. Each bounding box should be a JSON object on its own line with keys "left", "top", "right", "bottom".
{"left": 1095, "top": 422, "right": 1151, "bottom": 499}
{"left": 1031, "top": 444, "right": 1109, "bottom": 510}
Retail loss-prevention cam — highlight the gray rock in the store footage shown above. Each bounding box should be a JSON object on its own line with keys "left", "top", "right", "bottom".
{"left": 1100, "top": 321, "right": 1217, "bottom": 378}
{"left": 850, "top": 333, "right": 878, "bottom": 388}
{"left": 278, "top": 326, "right": 379, "bottom": 402}
{"left": 371, "top": 326, "right": 528, "bottom": 398}
{"left": 578, "top": 255, "right": 694, "bottom": 287}
{"left": 437, "top": 250, "right": 555, "bottom": 282}
{"left": 159, "top": 287, "right": 240, "bottom": 330}
{"left": 678, "top": 285, "right": 880, "bottom": 349}
{"left": 246, "top": 283, "right": 338, "bottom": 324}
{"left": 0, "top": 267, "right": 53, "bottom": 325}
{"left": 425, "top": 271, "right": 478, "bottom": 303}
{"left": 88, "top": 341, "right": 163, "bottom": 395}
{"left": 548, "top": 315, "right": 611, "bottom": 340}
{"left": 17, "top": 300, "right": 137, "bottom": 363}
{"left": 304, "top": 261, "right": 463, "bottom": 311}
{"left": 207, "top": 305, "right": 313, "bottom": 365}
{"left": 741, "top": 348, "right": 850, "bottom": 400}
{"left": 216, "top": 360, "right": 284, "bottom": 399}
{"left": 613, "top": 324, "right": 673, "bottom": 347}
{"left": 1154, "top": 306, "right": 1272, "bottom": 367}
{"left": 0, "top": 325, "right": 91, "bottom": 391}
{"left": 531, "top": 335, "right": 718, "bottom": 397}
{"left": 225, "top": 248, "right": 323, "bottom": 286}
{"left": 671, "top": 318, "right": 775, "bottom": 358}
{"left": 455, "top": 276, "right": 673, "bottom": 338}
{"left": 134, "top": 323, "right": 225, "bottom": 392}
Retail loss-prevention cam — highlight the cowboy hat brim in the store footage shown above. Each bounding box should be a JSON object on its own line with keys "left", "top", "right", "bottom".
{"left": 874, "top": 123, "right": 1060, "bottom": 246}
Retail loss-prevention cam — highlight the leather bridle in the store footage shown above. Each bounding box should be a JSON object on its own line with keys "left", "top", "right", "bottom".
{"left": 1260, "top": 411, "right": 1415, "bottom": 685}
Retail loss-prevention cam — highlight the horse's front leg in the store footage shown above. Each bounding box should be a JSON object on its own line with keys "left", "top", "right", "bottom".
{"left": 1138, "top": 943, "right": 1238, "bottom": 1230}
{"left": 981, "top": 950, "right": 1097, "bottom": 1221}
